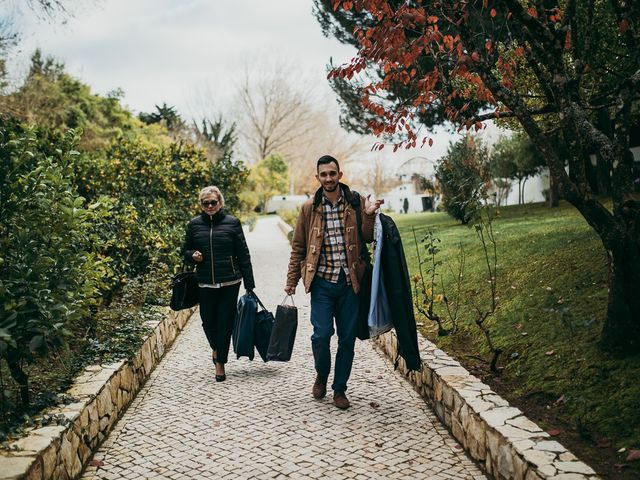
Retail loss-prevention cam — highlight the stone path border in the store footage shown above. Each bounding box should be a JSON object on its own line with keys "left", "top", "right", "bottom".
{"left": 0, "top": 307, "right": 195, "bottom": 480}
{"left": 374, "top": 330, "right": 599, "bottom": 480}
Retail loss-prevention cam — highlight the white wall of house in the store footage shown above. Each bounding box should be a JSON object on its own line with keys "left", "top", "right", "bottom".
{"left": 381, "top": 146, "right": 640, "bottom": 213}
{"left": 383, "top": 183, "right": 439, "bottom": 213}
{"left": 492, "top": 169, "right": 550, "bottom": 206}
{"left": 264, "top": 195, "right": 308, "bottom": 214}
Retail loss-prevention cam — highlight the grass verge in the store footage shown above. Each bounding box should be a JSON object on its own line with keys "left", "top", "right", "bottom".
{"left": 394, "top": 201, "right": 639, "bottom": 479}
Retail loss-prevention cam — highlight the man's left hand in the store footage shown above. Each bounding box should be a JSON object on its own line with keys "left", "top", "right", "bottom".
{"left": 364, "top": 195, "right": 384, "bottom": 215}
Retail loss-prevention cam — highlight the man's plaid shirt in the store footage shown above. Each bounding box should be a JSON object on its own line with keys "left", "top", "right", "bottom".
{"left": 317, "top": 191, "right": 351, "bottom": 283}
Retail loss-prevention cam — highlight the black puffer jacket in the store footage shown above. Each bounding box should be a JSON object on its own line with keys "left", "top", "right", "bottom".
{"left": 182, "top": 210, "right": 255, "bottom": 289}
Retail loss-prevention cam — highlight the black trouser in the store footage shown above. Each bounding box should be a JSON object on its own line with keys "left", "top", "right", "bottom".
{"left": 198, "top": 282, "right": 241, "bottom": 364}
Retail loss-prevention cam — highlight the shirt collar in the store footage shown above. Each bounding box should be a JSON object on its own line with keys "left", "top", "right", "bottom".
{"left": 322, "top": 187, "right": 345, "bottom": 206}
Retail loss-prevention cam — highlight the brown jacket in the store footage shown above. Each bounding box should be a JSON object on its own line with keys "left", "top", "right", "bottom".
{"left": 286, "top": 184, "right": 375, "bottom": 294}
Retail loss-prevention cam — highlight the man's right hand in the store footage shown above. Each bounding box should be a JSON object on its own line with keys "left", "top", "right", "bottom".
{"left": 192, "top": 251, "right": 203, "bottom": 263}
{"left": 284, "top": 285, "right": 296, "bottom": 295}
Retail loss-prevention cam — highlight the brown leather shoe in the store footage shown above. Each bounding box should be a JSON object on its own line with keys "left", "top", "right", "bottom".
{"left": 333, "top": 391, "right": 350, "bottom": 409}
{"left": 312, "top": 375, "right": 327, "bottom": 399}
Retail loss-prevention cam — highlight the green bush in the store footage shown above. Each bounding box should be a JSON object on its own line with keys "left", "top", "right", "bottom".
{"left": 74, "top": 139, "right": 212, "bottom": 282}
{"left": 435, "top": 135, "right": 489, "bottom": 224}
{"left": 278, "top": 208, "right": 300, "bottom": 230}
{"left": 0, "top": 120, "right": 108, "bottom": 406}
{"left": 81, "top": 266, "right": 171, "bottom": 365}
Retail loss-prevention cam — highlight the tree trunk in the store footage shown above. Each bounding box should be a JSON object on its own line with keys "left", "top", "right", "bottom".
{"left": 595, "top": 153, "right": 612, "bottom": 195}
{"left": 548, "top": 173, "right": 560, "bottom": 207}
{"left": 7, "top": 357, "right": 29, "bottom": 407}
{"left": 518, "top": 178, "right": 523, "bottom": 204}
{"left": 600, "top": 236, "right": 640, "bottom": 355}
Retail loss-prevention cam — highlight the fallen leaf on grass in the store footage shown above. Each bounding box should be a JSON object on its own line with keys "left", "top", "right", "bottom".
{"left": 614, "top": 463, "right": 628, "bottom": 469}
{"left": 521, "top": 332, "right": 529, "bottom": 336}
{"left": 547, "top": 428, "right": 562, "bottom": 436}
{"left": 514, "top": 323, "right": 523, "bottom": 330}
{"left": 626, "top": 450, "right": 640, "bottom": 462}
{"left": 553, "top": 394, "right": 565, "bottom": 407}
{"left": 596, "top": 438, "right": 611, "bottom": 448}
{"left": 369, "top": 401, "right": 380, "bottom": 409}
{"left": 545, "top": 350, "right": 555, "bottom": 356}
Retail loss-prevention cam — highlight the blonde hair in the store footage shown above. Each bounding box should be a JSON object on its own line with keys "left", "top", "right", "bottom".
{"left": 199, "top": 186, "right": 225, "bottom": 207}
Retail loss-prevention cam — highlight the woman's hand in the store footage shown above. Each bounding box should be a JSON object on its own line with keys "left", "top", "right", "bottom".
{"left": 192, "top": 251, "right": 203, "bottom": 263}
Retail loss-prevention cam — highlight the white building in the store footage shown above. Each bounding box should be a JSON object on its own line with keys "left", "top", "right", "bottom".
{"left": 264, "top": 194, "right": 308, "bottom": 214}
{"left": 491, "top": 145, "right": 640, "bottom": 206}
{"left": 382, "top": 157, "right": 440, "bottom": 214}
{"left": 489, "top": 169, "right": 550, "bottom": 206}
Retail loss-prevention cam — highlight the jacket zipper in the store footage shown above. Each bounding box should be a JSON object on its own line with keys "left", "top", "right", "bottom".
{"left": 209, "top": 215, "right": 215, "bottom": 283}
{"left": 230, "top": 256, "right": 236, "bottom": 274}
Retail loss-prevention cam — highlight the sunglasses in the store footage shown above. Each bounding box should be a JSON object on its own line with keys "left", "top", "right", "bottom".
{"left": 201, "top": 199, "right": 219, "bottom": 207}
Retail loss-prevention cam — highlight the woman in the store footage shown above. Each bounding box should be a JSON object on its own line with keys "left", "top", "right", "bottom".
{"left": 182, "top": 186, "right": 255, "bottom": 382}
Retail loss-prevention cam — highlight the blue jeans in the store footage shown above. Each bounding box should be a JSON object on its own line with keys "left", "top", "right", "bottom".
{"left": 310, "top": 271, "right": 359, "bottom": 392}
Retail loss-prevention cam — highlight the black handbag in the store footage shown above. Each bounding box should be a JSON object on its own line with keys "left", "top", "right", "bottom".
{"left": 170, "top": 262, "right": 198, "bottom": 311}
{"left": 267, "top": 295, "right": 298, "bottom": 361}
{"left": 253, "top": 293, "right": 275, "bottom": 362}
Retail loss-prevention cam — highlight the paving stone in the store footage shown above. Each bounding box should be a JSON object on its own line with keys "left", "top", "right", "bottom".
{"left": 80, "top": 217, "right": 486, "bottom": 480}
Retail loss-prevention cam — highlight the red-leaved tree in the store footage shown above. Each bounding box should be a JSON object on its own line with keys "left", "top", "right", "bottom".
{"left": 316, "top": 0, "right": 640, "bottom": 355}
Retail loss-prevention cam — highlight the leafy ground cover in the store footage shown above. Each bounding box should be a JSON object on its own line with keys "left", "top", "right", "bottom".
{"left": 392, "top": 202, "right": 640, "bottom": 478}
{"left": 0, "top": 266, "right": 170, "bottom": 444}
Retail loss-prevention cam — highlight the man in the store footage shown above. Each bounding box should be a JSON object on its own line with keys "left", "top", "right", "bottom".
{"left": 284, "top": 155, "right": 382, "bottom": 409}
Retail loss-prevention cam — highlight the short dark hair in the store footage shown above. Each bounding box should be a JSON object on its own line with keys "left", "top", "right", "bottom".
{"left": 317, "top": 155, "right": 340, "bottom": 172}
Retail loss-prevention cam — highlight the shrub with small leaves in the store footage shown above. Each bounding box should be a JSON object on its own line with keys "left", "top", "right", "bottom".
{"left": 0, "top": 119, "right": 108, "bottom": 406}
{"left": 435, "top": 135, "right": 490, "bottom": 224}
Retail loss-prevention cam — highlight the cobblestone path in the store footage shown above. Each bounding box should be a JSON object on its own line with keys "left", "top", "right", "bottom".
{"left": 83, "top": 216, "right": 487, "bottom": 480}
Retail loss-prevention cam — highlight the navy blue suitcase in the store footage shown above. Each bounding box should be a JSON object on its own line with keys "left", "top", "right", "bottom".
{"left": 234, "top": 293, "right": 257, "bottom": 360}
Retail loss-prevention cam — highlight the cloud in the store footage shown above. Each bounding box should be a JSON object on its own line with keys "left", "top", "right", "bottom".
{"left": 8, "top": 0, "right": 354, "bottom": 113}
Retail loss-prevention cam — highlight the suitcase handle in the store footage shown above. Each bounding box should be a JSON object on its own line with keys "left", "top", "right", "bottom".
{"left": 250, "top": 291, "right": 269, "bottom": 312}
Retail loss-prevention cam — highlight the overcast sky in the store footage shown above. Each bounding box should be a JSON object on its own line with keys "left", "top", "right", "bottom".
{"left": 5, "top": 0, "right": 504, "bottom": 167}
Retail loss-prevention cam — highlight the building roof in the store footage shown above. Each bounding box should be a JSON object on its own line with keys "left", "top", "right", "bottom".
{"left": 396, "top": 156, "right": 435, "bottom": 177}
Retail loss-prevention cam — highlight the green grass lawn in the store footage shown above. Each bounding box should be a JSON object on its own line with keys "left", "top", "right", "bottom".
{"left": 392, "top": 201, "right": 640, "bottom": 477}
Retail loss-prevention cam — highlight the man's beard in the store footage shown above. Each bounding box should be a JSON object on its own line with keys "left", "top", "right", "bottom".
{"left": 323, "top": 182, "right": 338, "bottom": 192}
